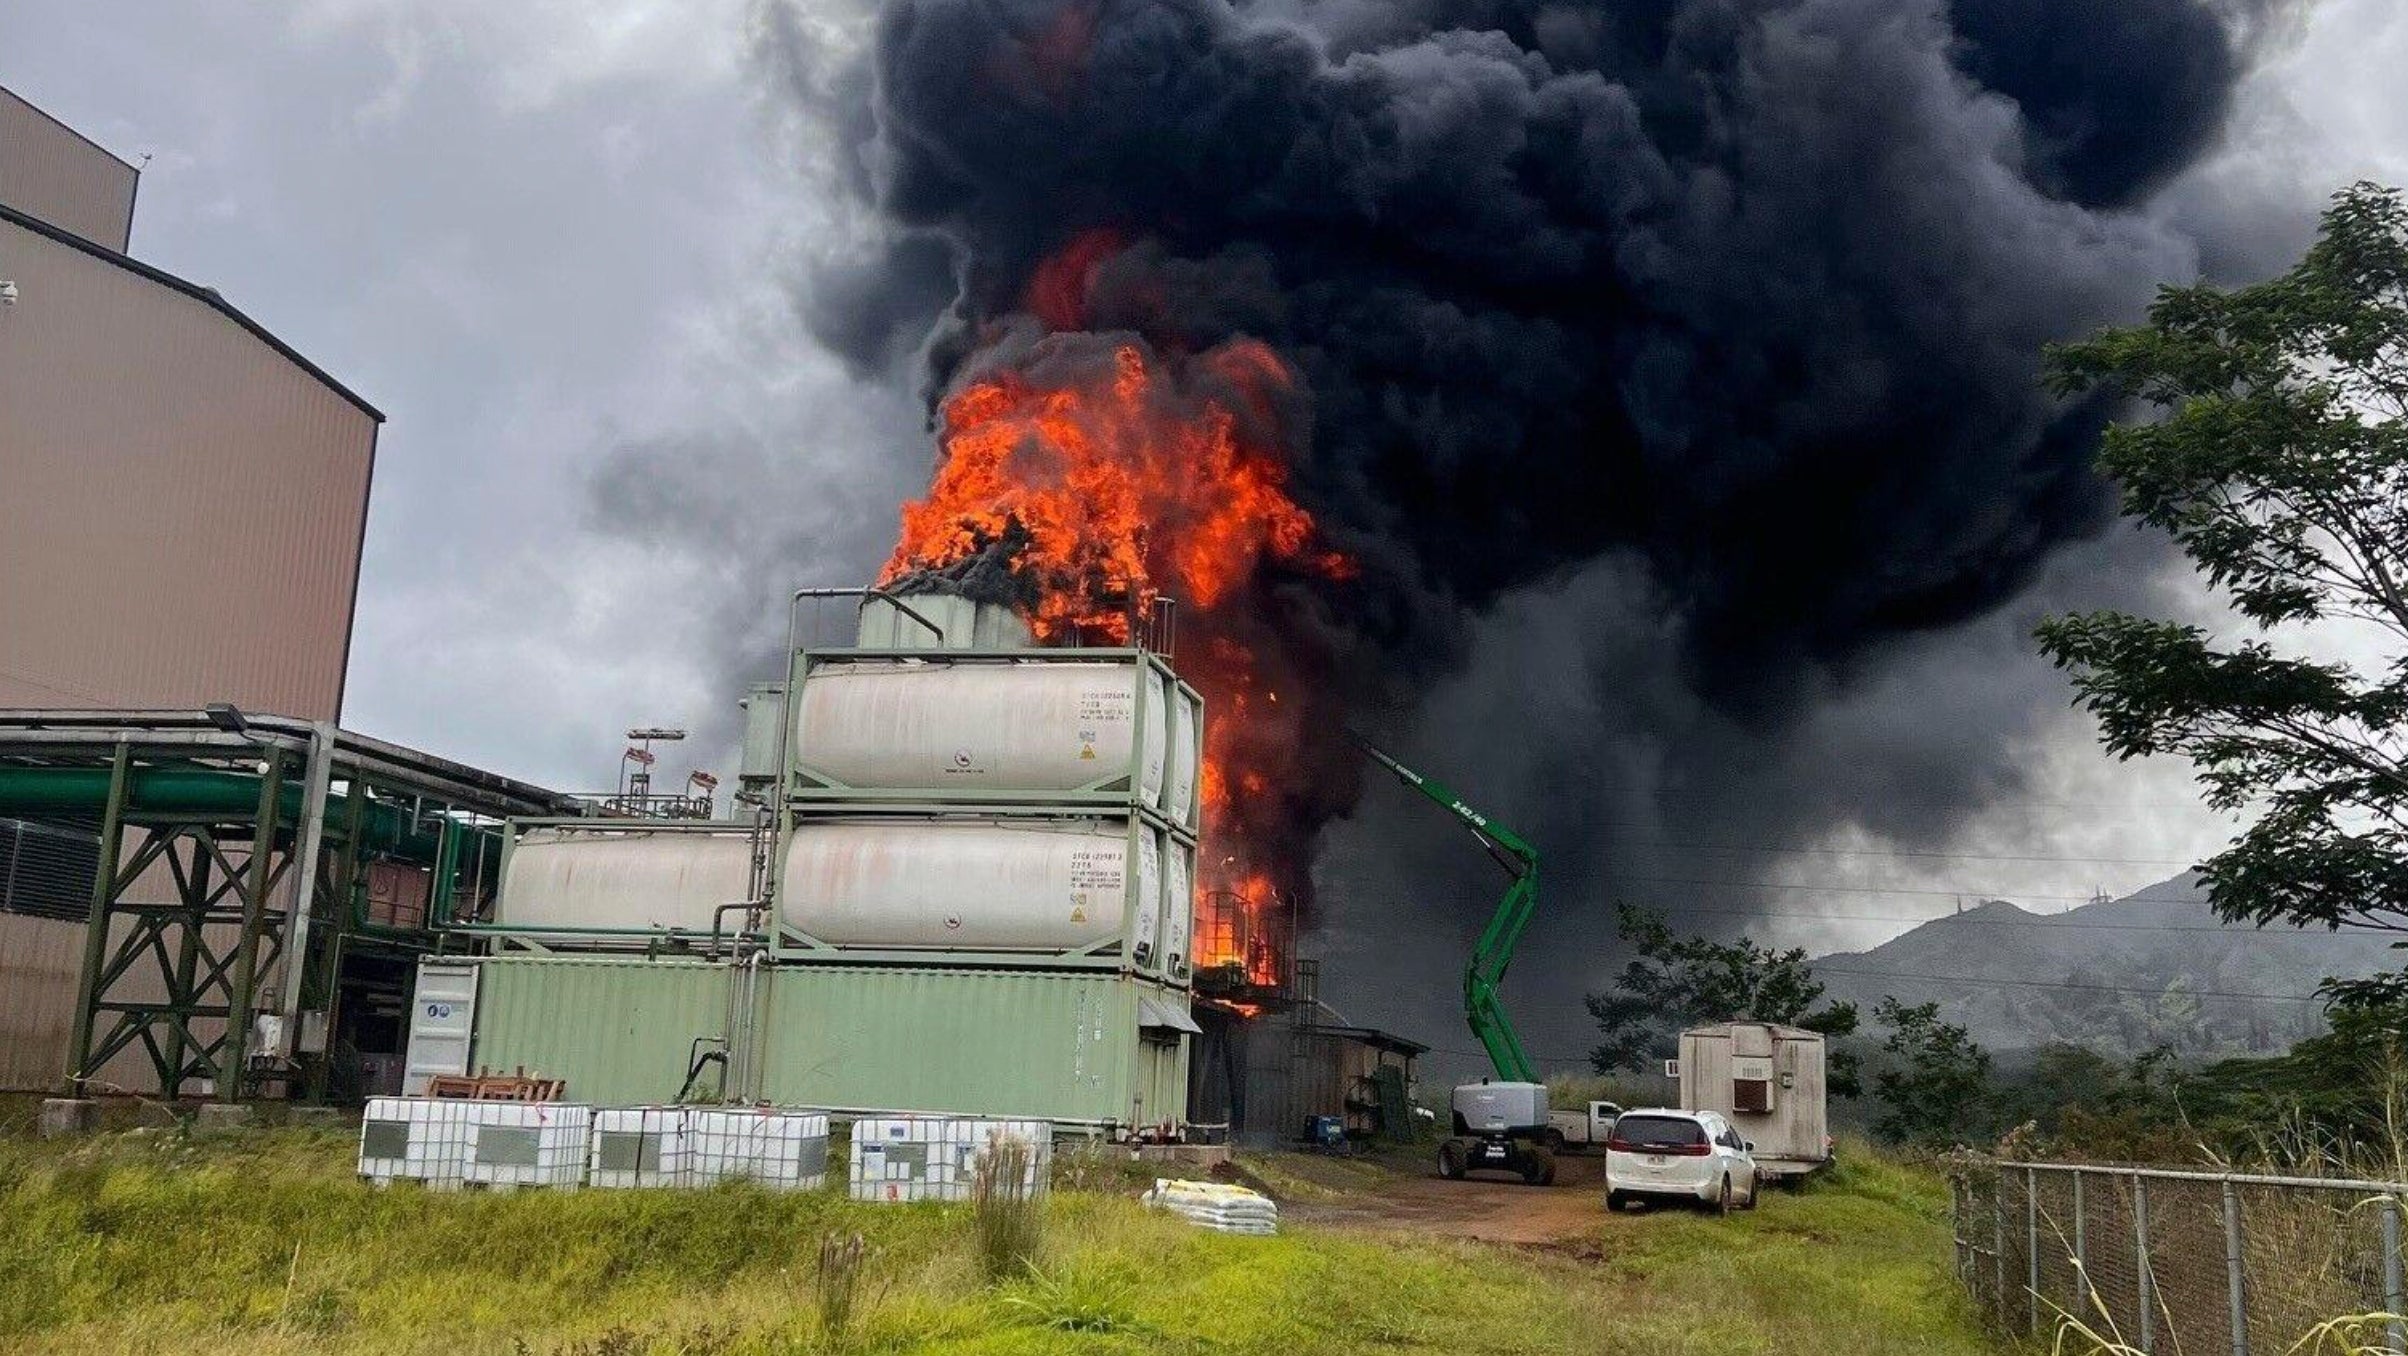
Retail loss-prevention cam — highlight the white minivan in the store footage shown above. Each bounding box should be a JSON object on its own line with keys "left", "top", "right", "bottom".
{"left": 1604, "top": 1107, "right": 1759, "bottom": 1214}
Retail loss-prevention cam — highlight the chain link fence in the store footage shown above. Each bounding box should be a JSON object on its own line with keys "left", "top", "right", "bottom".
{"left": 1951, "top": 1161, "right": 2407, "bottom": 1353}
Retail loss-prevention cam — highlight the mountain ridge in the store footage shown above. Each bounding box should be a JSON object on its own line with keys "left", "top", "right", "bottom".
{"left": 1808, "top": 873, "right": 2404, "bottom": 1056}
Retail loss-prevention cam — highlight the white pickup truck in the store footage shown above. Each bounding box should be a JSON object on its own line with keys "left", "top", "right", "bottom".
{"left": 1542, "top": 1100, "right": 1625, "bottom": 1153}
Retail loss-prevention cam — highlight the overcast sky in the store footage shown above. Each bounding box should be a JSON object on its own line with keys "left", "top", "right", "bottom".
{"left": 5, "top": 1, "right": 2405, "bottom": 1056}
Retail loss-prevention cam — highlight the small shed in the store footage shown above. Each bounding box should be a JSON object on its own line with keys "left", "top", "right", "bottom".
{"left": 1190, "top": 1006, "right": 1427, "bottom": 1144}
{"left": 1677, "top": 1021, "right": 1829, "bottom": 1179}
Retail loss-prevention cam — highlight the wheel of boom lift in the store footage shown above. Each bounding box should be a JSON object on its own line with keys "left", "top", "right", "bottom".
{"left": 1522, "top": 1146, "right": 1556, "bottom": 1186}
{"left": 1438, "top": 1140, "right": 1467, "bottom": 1180}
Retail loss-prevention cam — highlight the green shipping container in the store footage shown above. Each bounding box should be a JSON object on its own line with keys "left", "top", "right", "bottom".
{"left": 459, "top": 957, "right": 1191, "bottom": 1128}
{"left": 759, "top": 966, "right": 1190, "bottom": 1127}
{"left": 469, "top": 957, "right": 733, "bottom": 1105}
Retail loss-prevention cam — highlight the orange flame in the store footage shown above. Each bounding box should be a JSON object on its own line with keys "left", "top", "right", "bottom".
{"left": 882, "top": 337, "right": 1331, "bottom": 637}
{"left": 882, "top": 323, "right": 1343, "bottom": 992}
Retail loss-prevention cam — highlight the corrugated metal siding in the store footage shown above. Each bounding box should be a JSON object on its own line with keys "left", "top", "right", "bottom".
{"left": 759, "top": 967, "right": 1154, "bottom": 1125}
{"left": 0, "top": 910, "right": 81, "bottom": 1088}
{"left": 0, "top": 87, "right": 136, "bottom": 251}
{"left": 0, "top": 216, "right": 371, "bottom": 719}
{"left": 469, "top": 958, "right": 731, "bottom": 1106}
{"left": 452, "top": 959, "right": 1193, "bottom": 1126}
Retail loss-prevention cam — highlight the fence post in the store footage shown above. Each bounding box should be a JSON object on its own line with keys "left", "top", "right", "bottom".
{"left": 2221, "top": 1178, "right": 2248, "bottom": 1356}
{"left": 2385, "top": 1194, "right": 2403, "bottom": 1354}
{"left": 2135, "top": 1173, "right": 2154, "bottom": 1356}
{"left": 1947, "top": 1176, "right": 1960, "bottom": 1277}
{"left": 2072, "top": 1170, "right": 2087, "bottom": 1314}
{"left": 2028, "top": 1166, "right": 2042, "bottom": 1336}
{"left": 1994, "top": 1169, "right": 2008, "bottom": 1323}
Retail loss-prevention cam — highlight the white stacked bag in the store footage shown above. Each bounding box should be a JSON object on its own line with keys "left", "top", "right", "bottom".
{"left": 1141, "top": 1178, "right": 1279, "bottom": 1236}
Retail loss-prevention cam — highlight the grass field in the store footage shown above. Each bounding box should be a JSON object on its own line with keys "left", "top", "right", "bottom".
{"left": 0, "top": 1121, "right": 2004, "bottom": 1355}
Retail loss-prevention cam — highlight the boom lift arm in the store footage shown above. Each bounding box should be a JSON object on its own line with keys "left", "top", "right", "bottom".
{"left": 1349, "top": 732, "right": 1540, "bottom": 1084}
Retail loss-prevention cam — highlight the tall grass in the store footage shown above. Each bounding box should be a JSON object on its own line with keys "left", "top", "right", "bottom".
{"left": 816, "top": 1232, "right": 868, "bottom": 1348}
{"left": 969, "top": 1136, "right": 1044, "bottom": 1282}
{"left": 0, "top": 1124, "right": 1998, "bottom": 1355}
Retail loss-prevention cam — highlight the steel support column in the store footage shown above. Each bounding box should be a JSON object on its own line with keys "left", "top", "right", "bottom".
{"left": 216, "top": 748, "right": 288, "bottom": 1101}
{"left": 63, "top": 740, "right": 131, "bottom": 1093}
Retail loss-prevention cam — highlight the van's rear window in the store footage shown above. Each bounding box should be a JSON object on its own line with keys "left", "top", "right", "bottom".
{"left": 1615, "top": 1116, "right": 1706, "bottom": 1147}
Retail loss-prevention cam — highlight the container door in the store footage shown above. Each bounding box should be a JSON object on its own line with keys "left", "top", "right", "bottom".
{"left": 1163, "top": 841, "right": 1193, "bottom": 979}
{"left": 1166, "top": 690, "right": 1199, "bottom": 826}
{"left": 1132, "top": 828, "right": 1163, "bottom": 967}
{"left": 402, "top": 961, "right": 479, "bottom": 1094}
{"left": 1141, "top": 670, "right": 1170, "bottom": 808}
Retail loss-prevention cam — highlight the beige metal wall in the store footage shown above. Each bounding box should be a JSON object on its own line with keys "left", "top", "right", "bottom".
{"left": 0, "top": 214, "right": 375, "bottom": 720}
{"left": 0, "top": 86, "right": 136, "bottom": 252}
{"left": 0, "top": 910, "right": 81, "bottom": 1089}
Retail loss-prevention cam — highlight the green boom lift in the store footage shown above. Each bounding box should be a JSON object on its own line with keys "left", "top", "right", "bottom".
{"left": 1351, "top": 732, "right": 1557, "bottom": 1185}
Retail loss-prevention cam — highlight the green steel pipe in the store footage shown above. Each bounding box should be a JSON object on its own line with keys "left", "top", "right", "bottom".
{"left": 0, "top": 767, "right": 441, "bottom": 859}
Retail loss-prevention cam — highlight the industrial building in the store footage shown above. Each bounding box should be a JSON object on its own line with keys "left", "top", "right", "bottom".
{"left": 0, "top": 84, "right": 387, "bottom": 1091}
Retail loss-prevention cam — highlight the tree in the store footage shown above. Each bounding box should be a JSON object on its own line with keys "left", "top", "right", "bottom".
{"left": 1585, "top": 903, "right": 1862, "bottom": 1096}
{"left": 2039, "top": 183, "right": 2408, "bottom": 1005}
{"left": 1871, "top": 997, "right": 1993, "bottom": 1146}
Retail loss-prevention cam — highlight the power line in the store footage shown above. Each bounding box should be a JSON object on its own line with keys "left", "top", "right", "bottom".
{"left": 1604, "top": 838, "right": 2205, "bottom": 868}
{"left": 1412, "top": 968, "right": 2336, "bottom": 1067}
{"left": 1598, "top": 876, "right": 2198, "bottom": 902}
{"left": 1358, "top": 893, "right": 2402, "bottom": 936}
{"left": 1623, "top": 899, "right": 2403, "bottom": 936}
{"left": 1808, "top": 965, "right": 2331, "bottom": 1004}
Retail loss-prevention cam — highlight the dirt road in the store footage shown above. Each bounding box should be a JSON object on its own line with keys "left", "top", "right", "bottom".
{"left": 1270, "top": 1149, "right": 1612, "bottom": 1245}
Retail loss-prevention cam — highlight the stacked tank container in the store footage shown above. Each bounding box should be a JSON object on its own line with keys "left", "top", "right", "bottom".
{"left": 773, "top": 604, "right": 1202, "bottom": 982}
{"left": 751, "top": 594, "right": 1202, "bottom": 1128}
{"left": 435, "top": 591, "right": 1204, "bottom": 1132}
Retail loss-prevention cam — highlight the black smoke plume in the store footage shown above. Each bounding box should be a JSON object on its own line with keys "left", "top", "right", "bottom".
{"left": 788, "top": 0, "right": 2284, "bottom": 1045}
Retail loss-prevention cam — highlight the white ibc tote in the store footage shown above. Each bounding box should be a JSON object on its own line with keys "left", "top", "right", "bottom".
{"left": 848, "top": 1116, "right": 1053, "bottom": 1202}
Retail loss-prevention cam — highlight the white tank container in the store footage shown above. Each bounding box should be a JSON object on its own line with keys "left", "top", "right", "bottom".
{"left": 498, "top": 828, "right": 755, "bottom": 934}
{"left": 793, "top": 659, "right": 1169, "bottom": 804}
{"left": 1165, "top": 688, "right": 1200, "bottom": 825}
{"left": 1163, "top": 841, "right": 1193, "bottom": 978}
{"left": 781, "top": 820, "right": 1154, "bottom": 952}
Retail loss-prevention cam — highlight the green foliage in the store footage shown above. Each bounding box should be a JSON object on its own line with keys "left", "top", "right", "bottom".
{"left": 1989, "top": 1044, "right": 2184, "bottom": 1144}
{"left": 969, "top": 1137, "right": 1045, "bottom": 1282}
{"left": 1586, "top": 903, "right": 1863, "bottom": 1095}
{"left": 2038, "top": 182, "right": 2408, "bottom": 1003}
{"left": 2182, "top": 998, "right": 2408, "bottom": 1150}
{"left": 1871, "top": 998, "right": 1992, "bottom": 1146}
{"left": 998, "top": 1260, "right": 1147, "bottom": 1333}
{"left": 0, "top": 1127, "right": 2006, "bottom": 1356}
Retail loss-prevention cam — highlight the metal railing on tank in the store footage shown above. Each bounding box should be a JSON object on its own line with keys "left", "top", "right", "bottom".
{"left": 1194, "top": 888, "right": 1294, "bottom": 999}
{"left": 579, "top": 791, "right": 717, "bottom": 820}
